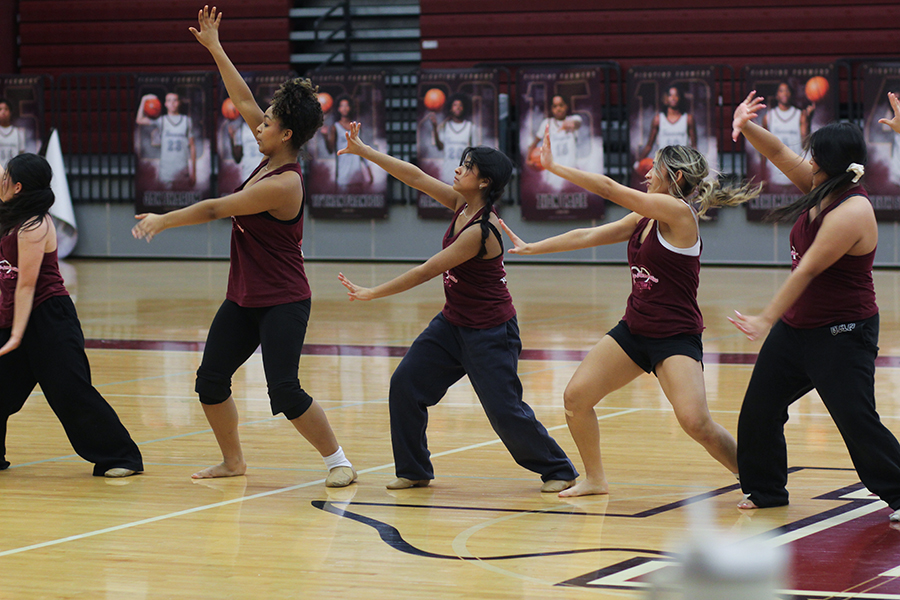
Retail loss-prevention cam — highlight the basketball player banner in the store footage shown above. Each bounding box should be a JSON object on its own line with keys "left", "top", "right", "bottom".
{"left": 517, "top": 66, "right": 606, "bottom": 221}
{"left": 742, "top": 64, "right": 837, "bottom": 222}
{"left": 861, "top": 63, "right": 900, "bottom": 221}
{"left": 134, "top": 73, "right": 213, "bottom": 214}
{"left": 305, "top": 71, "right": 388, "bottom": 219}
{"left": 628, "top": 66, "right": 718, "bottom": 192}
{"left": 217, "top": 72, "right": 294, "bottom": 198}
{"left": 416, "top": 69, "right": 500, "bottom": 219}
{"left": 0, "top": 75, "right": 43, "bottom": 167}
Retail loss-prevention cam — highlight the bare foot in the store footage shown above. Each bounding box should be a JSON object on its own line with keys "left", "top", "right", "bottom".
{"left": 737, "top": 498, "right": 758, "bottom": 510}
{"left": 559, "top": 479, "right": 609, "bottom": 498}
{"left": 191, "top": 461, "right": 247, "bottom": 479}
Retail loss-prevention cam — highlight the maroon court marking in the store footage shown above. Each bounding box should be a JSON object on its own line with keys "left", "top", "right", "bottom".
{"left": 82, "top": 339, "right": 900, "bottom": 367}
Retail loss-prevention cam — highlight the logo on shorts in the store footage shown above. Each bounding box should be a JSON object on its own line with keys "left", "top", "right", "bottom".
{"left": 631, "top": 265, "right": 659, "bottom": 290}
{"left": 0, "top": 259, "right": 17, "bottom": 281}
{"left": 830, "top": 322, "right": 856, "bottom": 336}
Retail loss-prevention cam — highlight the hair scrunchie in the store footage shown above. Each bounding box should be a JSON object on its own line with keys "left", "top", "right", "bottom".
{"left": 846, "top": 163, "right": 865, "bottom": 183}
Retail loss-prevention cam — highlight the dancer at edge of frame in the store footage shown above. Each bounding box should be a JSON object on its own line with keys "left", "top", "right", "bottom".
{"left": 730, "top": 90, "right": 900, "bottom": 520}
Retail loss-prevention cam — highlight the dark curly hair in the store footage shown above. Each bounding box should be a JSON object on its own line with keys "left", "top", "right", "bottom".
{"left": 270, "top": 78, "right": 324, "bottom": 150}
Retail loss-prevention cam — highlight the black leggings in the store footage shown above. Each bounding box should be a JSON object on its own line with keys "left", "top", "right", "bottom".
{"left": 195, "top": 299, "right": 314, "bottom": 420}
{"left": 738, "top": 314, "right": 900, "bottom": 510}
{"left": 0, "top": 295, "right": 143, "bottom": 475}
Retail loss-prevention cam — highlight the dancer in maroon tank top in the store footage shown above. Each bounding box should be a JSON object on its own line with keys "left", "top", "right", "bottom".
{"left": 731, "top": 92, "right": 900, "bottom": 520}
{"left": 336, "top": 122, "right": 578, "bottom": 492}
{"left": 501, "top": 126, "right": 760, "bottom": 497}
{"left": 131, "top": 6, "right": 355, "bottom": 487}
{"left": 0, "top": 154, "right": 143, "bottom": 477}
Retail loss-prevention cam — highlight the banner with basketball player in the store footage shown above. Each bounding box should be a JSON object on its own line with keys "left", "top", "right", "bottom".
{"left": 217, "top": 72, "right": 293, "bottom": 197}
{"left": 517, "top": 66, "right": 606, "bottom": 221}
{"left": 0, "top": 76, "right": 42, "bottom": 167}
{"left": 134, "top": 73, "right": 213, "bottom": 214}
{"left": 627, "top": 66, "right": 717, "bottom": 192}
{"left": 860, "top": 63, "right": 900, "bottom": 221}
{"left": 416, "top": 69, "right": 501, "bottom": 219}
{"left": 305, "top": 71, "right": 388, "bottom": 219}
{"left": 742, "top": 64, "right": 836, "bottom": 221}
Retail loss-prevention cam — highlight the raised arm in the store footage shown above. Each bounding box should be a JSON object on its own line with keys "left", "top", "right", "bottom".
{"left": 540, "top": 126, "right": 694, "bottom": 226}
{"left": 338, "top": 121, "right": 463, "bottom": 211}
{"left": 132, "top": 171, "right": 301, "bottom": 242}
{"left": 729, "top": 195, "right": 876, "bottom": 340}
{"left": 338, "top": 225, "right": 483, "bottom": 301}
{"left": 190, "top": 5, "right": 265, "bottom": 133}
{"left": 733, "top": 91, "right": 813, "bottom": 192}
{"left": 499, "top": 213, "right": 641, "bottom": 256}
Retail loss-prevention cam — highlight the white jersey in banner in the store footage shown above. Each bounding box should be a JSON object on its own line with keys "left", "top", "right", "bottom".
{"left": 0, "top": 125, "right": 25, "bottom": 167}
{"left": 334, "top": 121, "right": 368, "bottom": 186}
{"left": 159, "top": 114, "right": 193, "bottom": 184}
{"left": 537, "top": 116, "right": 582, "bottom": 168}
{"left": 439, "top": 119, "right": 474, "bottom": 184}
{"left": 657, "top": 112, "right": 689, "bottom": 149}
{"left": 767, "top": 106, "right": 802, "bottom": 186}
{"left": 237, "top": 121, "right": 263, "bottom": 183}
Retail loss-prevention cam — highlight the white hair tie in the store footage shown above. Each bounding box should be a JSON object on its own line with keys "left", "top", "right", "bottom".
{"left": 846, "top": 163, "right": 865, "bottom": 183}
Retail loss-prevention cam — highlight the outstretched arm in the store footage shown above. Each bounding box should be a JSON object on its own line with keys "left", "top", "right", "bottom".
{"left": 733, "top": 90, "right": 813, "bottom": 192}
{"left": 540, "top": 126, "right": 693, "bottom": 226}
{"left": 132, "top": 171, "right": 300, "bottom": 242}
{"left": 339, "top": 120, "right": 463, "bottom": 211}
{"left": 499, "top": 213, "right": 641, "bottom": 256}
{"left": 190, "top": 5, "right": 265, "bottom": 132}
{"left": 338, "top": 225, "right": 482, "bottom": 300}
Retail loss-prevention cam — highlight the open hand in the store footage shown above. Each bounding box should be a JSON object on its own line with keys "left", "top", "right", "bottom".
{"left": 498, "top": 219, "right": 532, "bottom": 255}
{"left": 336, "top": 121, "right": 369, "bottom": 157}
{"left": 539, "top": 124, "right": 555, "bottom": 171}
{"left": 732, "top": 91, "right": 765, "bottom": 142}
{"left": 338, "top": 272, "right": 374, "bottom": 301}
{"left": 879, "top": 92, "right": 900, "bottom": 134}
{"left": 189, "top": 5, "right": 222, "bottom": 50}
{"left": 132, "top": 213, "right": 166, "bottom": 242}
{"left": 727, "top": 310, "right": 772, "bottom": 341}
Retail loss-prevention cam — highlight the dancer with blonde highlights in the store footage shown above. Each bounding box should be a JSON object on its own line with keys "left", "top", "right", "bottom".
{"left": 502, "top": 127, "right": 759, "bottom": 497}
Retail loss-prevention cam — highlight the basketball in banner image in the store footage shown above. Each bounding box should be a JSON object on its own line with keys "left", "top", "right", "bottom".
{"left": 416, "top": 69, "right": 500, "bottom": 219}
{"left": 517, "top": 66, "right": 607, "bottom": 221}
{"left": 628, "top": 67, "right": 716, "bottom": 191}
{"left": 134, "top": 73, "right": 213, "bottom": 213}
{"left": 304, "top": 71, "right": 389, "bottom": 219}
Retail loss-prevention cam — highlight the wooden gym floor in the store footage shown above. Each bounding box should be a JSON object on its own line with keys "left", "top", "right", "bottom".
{"left": 1, "top": 259, "right": 899, "bottom": 599}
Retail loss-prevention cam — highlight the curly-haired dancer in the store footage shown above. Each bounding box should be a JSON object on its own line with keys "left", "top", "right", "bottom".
{"left": 132, "top": 6, "right": 355, "bottom": 487}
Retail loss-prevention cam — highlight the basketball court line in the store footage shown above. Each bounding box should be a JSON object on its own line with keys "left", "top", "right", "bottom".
{"left": 0, "top": 409, "right": 639, "bottom": 558}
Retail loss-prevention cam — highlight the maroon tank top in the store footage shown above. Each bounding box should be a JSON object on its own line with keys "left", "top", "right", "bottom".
{"left": 623, "top": 217, "right": 704, "bottom": 337}
{"left": 0, "top": 225, "right": 69, "bottom": 328}
{"left": 782, "top": 185, "right": 878, "bottom": 328}
{"left": 226, "top": 161, "right": 311, "bottom": 307}
{"left": 441, "top": 205, "right": 516, "bottom": 329}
